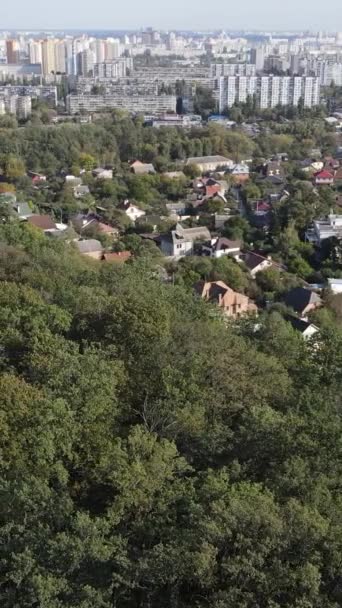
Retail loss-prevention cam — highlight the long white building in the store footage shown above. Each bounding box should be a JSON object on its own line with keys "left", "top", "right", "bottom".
{"left": 210, "top": 63, "right": 256, "bottom": 78}
{"left": 218, "top": 76, "right": 320, "bottom": 111}
{"left": 66, "top": 93, "right": 176, "bottom": 115}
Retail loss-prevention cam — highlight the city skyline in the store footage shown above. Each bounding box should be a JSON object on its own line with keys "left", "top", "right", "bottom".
{"left": 0, "top": 0, "right": 341, "bottom": 32}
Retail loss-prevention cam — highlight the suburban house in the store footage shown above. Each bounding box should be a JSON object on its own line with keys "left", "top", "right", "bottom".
{"left": 166, "top": 202, "right": 189, "bottom": 220}
{"left": 202, "top": 237, "right": 242, "bottom": 259}
{"left": 28, "top": 171, "right": 47, "bottom": 184}
{"left": 299, "top": 159, "right": 323, "bottom": 173}
{"left": 194, "top": 280, "right": 257, "bottom": 319}
{"left": 193, "top": 177, "right": 228, "bottom": 202}
{"left": 75, "top": 239, "right": 103, "bottom": 259}
{"left": 65, "top": 175, "right": 82, "bottom": 186}
{"left": 283, "top": 287, "right": 322, "bottom": 318}
{"left": 130, "top": 160, "right": 156, "bottom": 175}
{"left": 250, "top": 201, "right": 272, "bottom": 231}
{"left": 73, "top": 185, "right": 90, "bottom": 199}
{"left": 160, "top": 223, "right": 211, "bottom": 257}
{"left": 264, "top": 161, "right": 285, "bottom": 178}
{"left": 230, "top": 163, "right": 250, "bottom": 183}
{"left": 313, "top": 170, "right": 334, "bottom": 186}
{"left": 285, "top": 315, "right": 319, "bottom": 339}
{"left": 27, "top": 214, "right": 60, "bottom": 233}
{"left": 92, "top": 168, "right": 113, "bottom": 180}
{"left": 185, "top": 155, "right": 234, "bottom": 173}
{"left": 306, "top": 214, "right": 342, "bottom": 245}
{"left": 242, "top": 251, "right": 283, "bottom": 277}
{"left": 120, "top": 200, "right": 146, "bottom": 222}
{"left": 327, "top": 278, "right": 342, "bottom": 294}
{"left": 72, "top": 214, "right": 118, "bottom": 237}
{"left": 324, "top": 157, "right": 340, "bottom": 172}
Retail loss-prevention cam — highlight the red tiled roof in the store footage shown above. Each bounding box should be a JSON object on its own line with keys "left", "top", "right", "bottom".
{"left": 254, "top": 201, "right": 271, "bottom": 212}
{"left": 314, "top": 170, "right": 334, "bottom": 179}
{"left": 205, "top": 184, "right": 221, "bottom": 197}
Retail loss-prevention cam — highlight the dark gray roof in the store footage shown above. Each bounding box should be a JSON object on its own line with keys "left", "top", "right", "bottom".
{"left": 284, "top": 287, "right": 322, "bottom": 314}
{"left": 213, "top": 237, "right": 241, "bottom": 252}
{"left": 285, "top": 315, "right": 319, "bottom": 335}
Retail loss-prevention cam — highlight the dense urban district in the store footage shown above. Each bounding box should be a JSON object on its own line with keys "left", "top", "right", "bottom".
{"left": 3, "top": 27, "right": 342, "bottom": 608}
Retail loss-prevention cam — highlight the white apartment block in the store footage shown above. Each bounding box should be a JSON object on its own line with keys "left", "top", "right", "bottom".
{"left": 316, "top": 60, "right": 342, "bottom": 86}
{"left": 218, "top": 76, "right": 320, "bottom": 111}
{"left": 210, "top": 63, "right": 256, "bottom": 78}
{"left": 0, "top": 94, "right": 32, "bottom": 118}
{"left": 66, "top": 93, "right": 176, "bottom": 115}
{"left": 93, "top": 58, "right": 133, "bottom": 79}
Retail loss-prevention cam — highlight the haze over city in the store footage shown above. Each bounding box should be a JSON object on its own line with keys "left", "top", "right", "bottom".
{"left": 0, "top": 0, "right": 341, "bottom": 31}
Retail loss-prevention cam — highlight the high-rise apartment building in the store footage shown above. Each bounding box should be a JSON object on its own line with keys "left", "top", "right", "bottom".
{"left": 28, "top": 40, "right": 42, "bottom": 65}
{"left": 42, "top": 39, "right": 56, "bottom": 75}
{"left": 93, "top": 57, "right": 133, "bottom": 79}
{"left": 218, "top": 76, "right": 320, "bottom": 111}
{"left": 6, "top": 39, "right": 20, "bottom": 64}
{"left": 250, "top": 47, "right": 265, "bottom": 71}
{"left": 95, "top": 40, "right": 106, "bottom": 63}
{"left": 105, "top": 39, "right": 120, "bottom": 60}
{"left": 316, "top": 60, "right": 342, "bottom": 86}
{"left": 77, "top": 50, "right": 95, "bottom": 76}
{"left": 54, "top": 41, "right": 67, "bottom": 74}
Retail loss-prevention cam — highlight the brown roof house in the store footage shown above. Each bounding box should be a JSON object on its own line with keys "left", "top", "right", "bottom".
{"left": 102, "top": 251, "right": 132, "bottom": 263}
{"left": 194, "top": 280, "right": 257, "bottom": 319}
{"left": 26, "top": 214, "right": 68, "bottom": 236}
{"left": 27, "top": 214, "right": 57, "bottom": 231}
{"left": 130, "top": 160, "right": 156, "bottom": 175}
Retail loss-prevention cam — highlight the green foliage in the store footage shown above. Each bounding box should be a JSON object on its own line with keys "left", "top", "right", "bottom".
{"left": 1, "top": 99, "right": 342, "bottom": 608}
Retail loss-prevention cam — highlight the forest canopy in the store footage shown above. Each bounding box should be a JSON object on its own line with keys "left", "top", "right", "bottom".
{"left": 1, "top": 221, "right": 342, "bottom": 607}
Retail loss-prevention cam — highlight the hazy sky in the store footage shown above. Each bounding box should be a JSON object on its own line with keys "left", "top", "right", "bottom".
{"left": 0, "top": 0, "right": 341, "bottom": 31}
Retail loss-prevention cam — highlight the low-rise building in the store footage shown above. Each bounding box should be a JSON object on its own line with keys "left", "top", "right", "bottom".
{"left": 202, "top": 237, "right": 242, "bottom": 259}
{"left": 160, "top": 223, "right": 211, "bottom": 257}
{"left": 73, "top": 185, "right": 90, "bottom": 198}
{"left": 327, "top": 278, "right": 342, "bottom": 294}
{"left": 194, "top": 280, "right": 257, "bottom": 319}
{"left": 242, "top": 251, "right": 275, "bottom": 277}
{"left": 313, "top": 169, "right": 334, "bottom": 186}
{"left": 283, "top": 287, "right": 322, "bottom": 318}
{"left": 120, "top": 200, "right": 146, "bottom": 222}
{"left": 185, "top": 155, "right": 234, "bottom": 173}
{"left": 306, "top": 214, "right": 342, "bottom": 245}
{"left": 130, "top": 160, "right": 156, "bottom": 175}
{"left": 230, "top": 163, "right": 250, "bottom": 183}
{"left": 285, "top": 315, "right": 319, "bottom": 339}
{"left": 93, "top": 167, "right": 113, "bottom": 180}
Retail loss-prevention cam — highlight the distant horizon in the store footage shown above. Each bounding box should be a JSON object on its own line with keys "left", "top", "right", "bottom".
{"left": 0, "top": 0, "right": 341, "bottom": 33}
{"left": 0, "top": 28, "right": 340, "bottom": 35}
